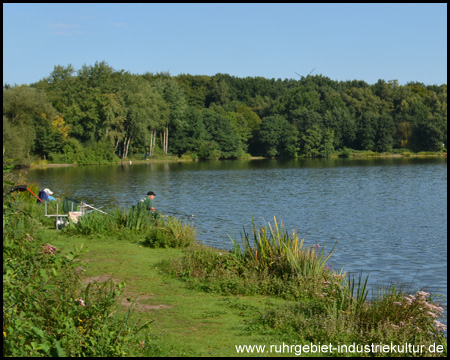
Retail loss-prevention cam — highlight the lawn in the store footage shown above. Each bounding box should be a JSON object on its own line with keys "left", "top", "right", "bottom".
{"left": 48, "top": 231, "right": 288, "bottom": 357}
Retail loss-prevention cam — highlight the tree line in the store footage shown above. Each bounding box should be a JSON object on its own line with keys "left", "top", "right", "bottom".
{"left": 3, "top": 61, "right": 447, "bottom": 164}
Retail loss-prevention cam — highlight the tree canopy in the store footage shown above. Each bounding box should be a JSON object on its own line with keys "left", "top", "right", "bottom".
{"left": 3, "top": 62, "right": 447, "bottom": 164}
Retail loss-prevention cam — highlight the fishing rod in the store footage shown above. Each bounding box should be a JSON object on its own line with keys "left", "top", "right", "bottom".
{"left": 80, "top": 202, "right": 108, "bottom": 215}
{"left": 9, "top": 184, "right": 43, "bottom": 202}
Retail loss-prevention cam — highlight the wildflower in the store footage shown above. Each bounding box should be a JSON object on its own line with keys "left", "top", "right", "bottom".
{"left": 393, "top": 302, "right": 402, "bottom": 306}
{"left": 404, "top": 296, "right": 414, "bottom": 305}
{"left": 3, "top": 331, "right": 6, "bottom": 338}
{"left": 42, "top": 243, "right": 57, "bottom": 255}
{"left": 326, "top": 264, "right": 330, "bottom": 270}
{"left": 433, "top": 320, "right": 447, "bottom": 331}
{"left": 427, "top": 311, "right": 438, "bottom": 318}
{"left": 434, "top": 306, "right": 444, "bottom": 315}
{"left": 75, "top": 298, "right": 86, "bottom": 307}
{"left": 416, "top": 290, "right": 430, "bottom": 299}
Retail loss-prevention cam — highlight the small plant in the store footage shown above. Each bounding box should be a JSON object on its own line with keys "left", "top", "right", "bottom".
{"left": 141, "top": 216, "right": 197, "bottom": 248}
{"left": 339, "top": 147, "right": 353, "bottom": 158}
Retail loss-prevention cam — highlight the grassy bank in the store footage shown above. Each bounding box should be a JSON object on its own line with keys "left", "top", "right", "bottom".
{"left": 3, "top": 192, "right": 447, "bottom": 356}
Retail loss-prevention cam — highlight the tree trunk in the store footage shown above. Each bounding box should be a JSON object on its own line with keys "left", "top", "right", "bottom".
{"left": 122, "top": 137, "right": 127, "bottom": 159}
{"left": 125, "top": 137, "right": 131, "bottom": 159}
{"left": 165, "top": 126, "right": 169, "bottom": 154}
{"left": 149, "top": 131, "right": 153, "bottom": 156}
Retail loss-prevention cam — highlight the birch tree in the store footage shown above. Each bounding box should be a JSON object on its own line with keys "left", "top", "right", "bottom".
{"left": 118, "top": 74, "right": 166, "bottom": 159}
{"left": 151, "top": 74, "right": 186, "bottom": 154}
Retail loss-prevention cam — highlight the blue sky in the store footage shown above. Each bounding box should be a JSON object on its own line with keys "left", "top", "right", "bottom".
{"left": 3, "top": 3, "right": 447, "bottom": 86}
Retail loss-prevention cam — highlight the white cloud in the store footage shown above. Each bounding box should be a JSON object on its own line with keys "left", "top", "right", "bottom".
{"left": 49, "top": 23, "right": 88, "bottom": 36}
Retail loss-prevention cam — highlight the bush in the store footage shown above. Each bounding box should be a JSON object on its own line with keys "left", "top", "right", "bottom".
{"left": 49, "top": 139, "right": 118, "bottom": 165}
{"left": 141, "top": 216, "right": 197, "bottom": 248}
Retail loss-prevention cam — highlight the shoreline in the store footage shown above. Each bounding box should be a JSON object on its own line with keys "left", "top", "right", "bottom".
{"left": 26, "top": 152, "right": 446, "bottom": 169}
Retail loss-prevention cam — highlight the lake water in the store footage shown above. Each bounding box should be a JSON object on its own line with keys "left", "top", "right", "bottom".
{"left": 23, "top": 157, "right": 447, "bottom": 319}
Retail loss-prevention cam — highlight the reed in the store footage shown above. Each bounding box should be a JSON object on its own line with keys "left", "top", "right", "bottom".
{"left": 231, "top": 216, "right": 335, "bottom": 278}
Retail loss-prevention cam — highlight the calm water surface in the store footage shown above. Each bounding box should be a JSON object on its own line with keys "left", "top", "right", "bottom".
{"left": 24, "top": 157, "right": 447, "bottom": 317}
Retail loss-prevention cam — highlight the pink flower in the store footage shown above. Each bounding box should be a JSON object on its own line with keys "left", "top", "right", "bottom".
{"left": 75, "top": 298, "right": 86, "bottom": 307}
{"left": 427, "top": 311, "right": 438, "bottom": 318}
{"left": 42, "top": 244, "right": 57, "bottom": 255}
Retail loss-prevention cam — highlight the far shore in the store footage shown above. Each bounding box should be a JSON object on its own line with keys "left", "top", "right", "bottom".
{"left": 25, "top": 152, "right": 446, "bottom": 169}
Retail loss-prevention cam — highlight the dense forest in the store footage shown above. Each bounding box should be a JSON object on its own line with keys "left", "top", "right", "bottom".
{"left": 3, "top": 61, "right": 447, "bottom": 165}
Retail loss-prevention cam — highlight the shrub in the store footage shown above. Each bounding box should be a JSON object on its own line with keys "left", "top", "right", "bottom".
{"left": 141, "top": 216, "right": 197, "bottom": 248}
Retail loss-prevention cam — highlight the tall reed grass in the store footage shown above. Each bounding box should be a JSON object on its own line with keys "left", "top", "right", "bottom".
{"left": 230, "top": 216, "right": 335, "bottom": 278}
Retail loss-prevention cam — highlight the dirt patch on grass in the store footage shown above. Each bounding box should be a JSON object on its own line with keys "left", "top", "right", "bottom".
{"left": 82, "top": 275, "right": 121, "bottom": 285}
{"left": 82, "top": 275, "right": 172, "bottom": 312}
{"left": 121, "top": 291, "right": 172, "bottom": 312}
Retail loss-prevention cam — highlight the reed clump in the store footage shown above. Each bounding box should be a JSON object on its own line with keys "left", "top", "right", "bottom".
{"left": 164, "top": 216, "right": 341, "bottom": 299}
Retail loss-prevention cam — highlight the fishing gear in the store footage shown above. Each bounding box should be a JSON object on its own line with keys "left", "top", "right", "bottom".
{"left": 10, "top": 184, "right": 42, "bottom": 202}
{"left": 80, "top": 202, "right": 108, "bottom": 215}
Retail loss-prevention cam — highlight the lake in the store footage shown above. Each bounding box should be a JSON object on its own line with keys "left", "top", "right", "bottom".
{"left": 23, "top": 157, "right": 447, "bottom": 318}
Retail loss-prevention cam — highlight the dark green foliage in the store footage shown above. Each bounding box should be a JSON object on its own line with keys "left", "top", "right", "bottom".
{"left": 3, "top": 66, "right": 446, "bottom": 165}
{"left": 257, "top": 115, "right": 297, "bottom": 157}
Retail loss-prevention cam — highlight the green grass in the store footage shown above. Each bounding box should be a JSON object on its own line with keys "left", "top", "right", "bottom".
{"left": 47, "top": 232, "right": 288, "bottom": 356}
{"left": 4, "top": 194, "right": 447, "bottom": 357}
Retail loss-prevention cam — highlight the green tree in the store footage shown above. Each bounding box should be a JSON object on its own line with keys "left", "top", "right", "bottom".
{"left": 3, "top": 85, "right": 58, "bottom": 162}
{"left": 257, "top": 115, "right": 297, "bottom": 157}
{"left": 169, "top": 106, "right": 209, "bottom": 156}
{"left": 374, "top": 113, "right": 395, "bottom": 152}
{"left": 118, "top": 74, "right": 167, "bottom": 158}
{"left": 409, "top": 119, "right": 444, "bottom": 152}
{"left": 151, "top": 74, "right": 187, "bottom": 154}
{"left": 320, "top": 128, "right": 335, "bottom": 157}
{"left": 202, "top": 108, "right": 243, "bottom": 158}
{"left": 300, "top": 124, "right": 323, "bottom": 157}
{"left": 323, "top": 107, "right": 356, "bottom": 149}
{"left": 356, "top": 112, "right": 378, "bottom": 151}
